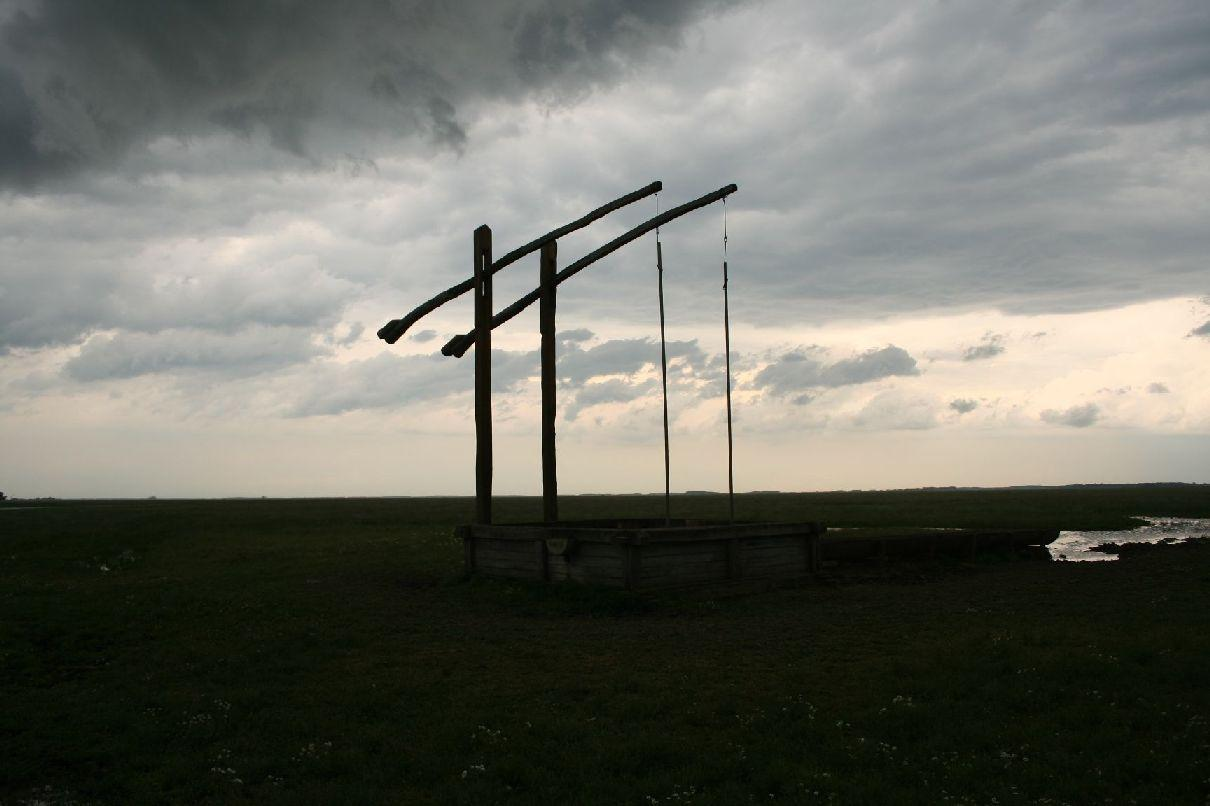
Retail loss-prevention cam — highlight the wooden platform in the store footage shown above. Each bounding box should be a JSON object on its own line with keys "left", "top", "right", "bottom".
{"left": 457, "top": 520, "right": 1060, "bottom": 590}
{"left": 457, "top": 519, "right": 822, "bottom": 590}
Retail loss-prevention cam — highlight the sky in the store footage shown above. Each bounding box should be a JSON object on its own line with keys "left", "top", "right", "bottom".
{"left": 1, "top": 0, "right": 1209, "bottom": 498}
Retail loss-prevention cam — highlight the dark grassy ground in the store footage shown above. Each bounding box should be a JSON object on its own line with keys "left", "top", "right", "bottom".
{"left": 2, "top": 486, "right": 1209, "bottom": 805}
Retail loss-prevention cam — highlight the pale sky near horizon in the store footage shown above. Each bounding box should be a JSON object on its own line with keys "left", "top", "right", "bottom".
{"left": 2, "top": 0, "right": 1209, "bottom": 498}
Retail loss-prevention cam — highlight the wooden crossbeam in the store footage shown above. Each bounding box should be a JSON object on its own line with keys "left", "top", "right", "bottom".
{"left": 440, "top": 184, "right": 738, "bottom": 358}
{"left": 377, "top": 181, "right": 662, "bottom": 344}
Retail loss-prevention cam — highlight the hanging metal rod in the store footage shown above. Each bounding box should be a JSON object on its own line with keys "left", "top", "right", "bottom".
{"left": 377, "top": 181, "right": 663, "bottom": 344}
{"left": 441, "top": 183, "right": 739, "bottom": 358}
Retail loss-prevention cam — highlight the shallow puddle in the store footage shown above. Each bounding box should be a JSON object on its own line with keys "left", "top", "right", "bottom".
{"left": 1049, "top": 516, "right": 1210, "bottom": 562}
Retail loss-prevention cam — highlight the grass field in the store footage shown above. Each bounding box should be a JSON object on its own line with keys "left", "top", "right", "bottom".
{"left": 2, "top": 486, "right": 1209, "bottom": 804}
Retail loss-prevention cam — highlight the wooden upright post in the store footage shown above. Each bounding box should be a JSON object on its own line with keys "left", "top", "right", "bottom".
{"left": 540, "top": 241, "right": 559, "bottom": 523}
{"left": 474, "top": 225, "right": 493, "bottom": 525}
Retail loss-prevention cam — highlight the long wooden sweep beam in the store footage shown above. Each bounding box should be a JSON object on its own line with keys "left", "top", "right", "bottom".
{"left": 441, "top": 183, "right": 738, "bottom": 357}
{"left": 377, "top": 181, "right": 663, "bottom": 344}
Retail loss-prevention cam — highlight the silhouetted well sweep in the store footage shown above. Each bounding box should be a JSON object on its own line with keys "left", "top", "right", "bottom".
{"left": 375, "top": 185, "right": 1059, "bottom": 589}
{"left": 377, "top": 181, "right": 738, "bottom": 525}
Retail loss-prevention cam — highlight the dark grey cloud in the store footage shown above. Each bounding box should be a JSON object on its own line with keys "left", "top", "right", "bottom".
{"left": 1040, "top": 403, "right": 1100, "bottom": 428}
{"left": 564, "top": 378, "right": 655, "bottom": 421}
{"left": 3, "top": 0, "right": 1209, "bottom": 420}
{"left": 0, "top": 61, "right": 68, "bottom": 186}
{"left": 822, "top": 346, "right": 919, "bottom": 386}
{"left": 557, "top": 336, "right": 705, "bottom": 385}
{"left": 63, "top": 326, "right": 324, "bottom": 382}
{"left": 752, "top": 345, "right": 919, "bottom": 397}
{"left": 0, "top": 0, "right": 736, "bottom": 187}
{"left": 962, "top": 333, "right": 1005, "bottom": 361}
{"left": 1147, "top": 382, "right": 1170, "bottom": 394}
{"left": 410, "top": 329, "right": 438, "bottom": 344}
{"left": 1191, "top": 321, "right": 1210, "bottom": 338}
{"left": 636, "top": 0, "right": 1210, "bottom": 326}
{"left": 950, "top": 398, "right": 978, "bottom": 414}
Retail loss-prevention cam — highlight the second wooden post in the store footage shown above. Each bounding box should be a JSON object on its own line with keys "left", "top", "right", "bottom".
{"left": 540, "top": 240, "right": 558, "bottom": 523}
{"left": 474, "top": 225, "right": 493, "bottom": 525}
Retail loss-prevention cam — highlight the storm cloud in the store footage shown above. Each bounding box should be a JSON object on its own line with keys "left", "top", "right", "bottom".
{"left": 0, "top": 0, "right": 737, "bottom": 187}
{"left": 3, "top": 0, "right": 1210, "bottom": 497}
{"left": 4, "top": 0, "right": 1209, "bottom": 362}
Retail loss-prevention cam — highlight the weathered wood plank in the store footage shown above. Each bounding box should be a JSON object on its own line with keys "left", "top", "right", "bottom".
{"left": 740, "top": 555, "right": 807, "bottom": 567}
{"left": 741, "top": 557, "right": 806, "bottom": 572}
{"left": 640, "top": 543, "right": 729, "bottom": 560}
{"left": 744, "top": 544, "right": 808, "bottom": 556}
{"left": 741, "top": 536, "right": 810, "bottom": 550}
{"left": 741, "top": 560, "right": 806, "bottom": 572}
{"left": 575, "top": 542, "right": 626, "bottom": 560}
{"left": 640, "top": 557, "right": 729, "bottom": 574}
{"left": 740, "top": 557, "right": 806, "bottom": 569}
{"left": 642, "top": 552, "right": 729, "bottom": 569}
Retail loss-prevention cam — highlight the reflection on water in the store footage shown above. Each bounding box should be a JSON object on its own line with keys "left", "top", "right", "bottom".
{"left": 1050, "top": 516, "right": 1210, "bottom": 562}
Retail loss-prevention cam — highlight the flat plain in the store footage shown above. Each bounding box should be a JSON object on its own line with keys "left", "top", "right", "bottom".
{"left": 2, "top": 485, "right": 1209, "bottom": 804}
